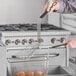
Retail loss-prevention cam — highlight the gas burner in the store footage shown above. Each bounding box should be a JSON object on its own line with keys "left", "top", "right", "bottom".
{"left": 0, "top": 25, "right": 20, "bottom": 31}
{"left": 17, "top": 24, "right": 66, "bottom": 31}
{"left": 18, "top": 24, "right": 37, "bottom": 31}
{"left": 41, "top": 24, "right": 65, "bottom": 30}
{"left": 0, "top": 26, "right": 5, "bottom": 31}
{"left": 0, "top": 24, "right": 66, "bottom": 31}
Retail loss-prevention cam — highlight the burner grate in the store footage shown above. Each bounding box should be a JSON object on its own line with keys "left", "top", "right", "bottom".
{"left": 0, "top": 24, "right": 66, "bottom": 31}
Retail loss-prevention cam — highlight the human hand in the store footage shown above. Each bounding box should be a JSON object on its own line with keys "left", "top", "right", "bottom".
{"left": 65, "top": 38, "right": 76, "bottom": 48}
{"left": 44, "top": 0, "right": 60, "bottom": 13}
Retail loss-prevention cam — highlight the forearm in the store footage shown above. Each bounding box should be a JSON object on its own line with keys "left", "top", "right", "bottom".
{"left": 58, "top": 0, "right": 76, "bottom": 13}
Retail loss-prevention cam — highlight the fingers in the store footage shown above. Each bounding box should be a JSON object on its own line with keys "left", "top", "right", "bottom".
{"left": 44, "top": 0, "right": 53, "bottom": 12}
{"left": 44, "top": 0, "right": 59, "bottom": 13}
{"left": 66, "top": 43, "right": 76, "bottom": 48}
{"left": 44, "top": 2, "right": 48, "bottom": 11}
{"left": 65, "top": 38, "right": 76, "bottom": 48}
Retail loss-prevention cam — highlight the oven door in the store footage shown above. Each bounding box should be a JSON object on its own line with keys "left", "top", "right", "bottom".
{"left": 7, "top": 47, "right": 68, "bottom": 67}
{"left": 7, "top": 48, "right": 74, "bottom": 76}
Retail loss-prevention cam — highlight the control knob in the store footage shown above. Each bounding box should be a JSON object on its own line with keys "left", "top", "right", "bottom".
{"left": 51, "top": 38, "right": 56, "bottom": 43}
{"left": 22, "top": 39, "right": 27, "bottom": 45}
{"left": 5, "top": 40, "right": 11, "bottom": 45}
{"left": 38, "top": 38, "right": 44, "bottom": 43}
{"left": 15, "top": 39, "right": 20, "bottom": 45}
{"left": 29, "top": 39, "right": 34, "bottom": 44}
{"left": 60, "top": 38, "right": 65, "bottom": 43}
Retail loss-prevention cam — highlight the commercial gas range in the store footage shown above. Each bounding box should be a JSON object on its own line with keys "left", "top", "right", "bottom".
{"left": 0, "top": 24, "right": 75, "bottom": 76}
{"left": 0, "top": 24, "right": 70, "bottom": 49}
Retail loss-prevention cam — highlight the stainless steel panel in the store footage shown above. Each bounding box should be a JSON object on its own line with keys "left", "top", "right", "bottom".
{"left": 33, "top": 48, "right": 68, "bottom": 66}
{"left": 47, "top": 66, "right": 72, "bottom": 76}
{"left": 0, "top": 46, "right": 7, "bottom": 76}
{"left": 7, "top": 48, "right": 69, "bottom": 67}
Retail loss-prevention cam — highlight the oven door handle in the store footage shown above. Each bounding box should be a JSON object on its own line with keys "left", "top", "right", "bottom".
{"left": 48, "top": 53, "right": 59, "bottom": 57}
{"left": 8, "top": 53, "right": 59, "bottom": 59}
{"left": 7, "top": 53, "right": 59, "bottom": 63}
{"left": 35, "top": 53, "right": 59, "bottom": 57}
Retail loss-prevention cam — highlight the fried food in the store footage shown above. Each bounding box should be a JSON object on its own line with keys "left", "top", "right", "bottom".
{"left": 34, "top": 71, "right": 43, "bottom": 76}
{"left": 25, "top": 71, "right": 34, "bottom": 76}
{"left": 16, "top": 72, "right": 25, "bottom": 76}
{"left": 16, "top": 71, "right": 44, "bottom": 76}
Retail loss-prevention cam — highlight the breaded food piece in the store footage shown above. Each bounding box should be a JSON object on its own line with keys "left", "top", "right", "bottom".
{"left": 34, "top": 71, "right": 43, "bottom": 76}
{"left": 25, "top": 71, "right": 34, "bottom": 76}
{"left": 16, "top": 72, "right": 25, "bottom": 76}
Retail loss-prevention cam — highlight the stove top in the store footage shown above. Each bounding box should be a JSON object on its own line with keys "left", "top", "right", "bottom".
{"left": 0, "top": 24, "right": 65, "bottom": 31}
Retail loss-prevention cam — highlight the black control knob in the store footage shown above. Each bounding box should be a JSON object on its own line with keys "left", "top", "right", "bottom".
{"left": 51, "top": 38, "right": 56, "bottom": 43}
{"left": 15, "top": 39, "right": 20, "bottom": 45}
{"left": 38, "top": 38, "right": 44, "bottom": 43}
{"left": 22, "top": 39, "right": 27, "bottom": 45}
{"left": 60, "top": 38, "right": 65, "bottom": 43}
{"left": 29, "top": 39, "right": 34, "bottom": 44}
{"left": 5, "top": 40, "right": 11, "bottom": 45}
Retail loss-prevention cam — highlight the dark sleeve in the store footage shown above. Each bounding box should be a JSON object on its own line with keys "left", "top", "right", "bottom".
{"left": 57, "top": 0, "right": 76, "bottom": 13}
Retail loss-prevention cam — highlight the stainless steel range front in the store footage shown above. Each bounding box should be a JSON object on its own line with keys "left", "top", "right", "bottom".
{"left": 0, "top": 24, "right": 70, "bottom": 49}
{"left": 0, "top": 24, "right": 75, "bottom": 76}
